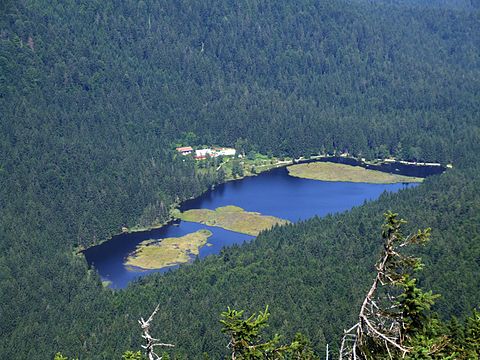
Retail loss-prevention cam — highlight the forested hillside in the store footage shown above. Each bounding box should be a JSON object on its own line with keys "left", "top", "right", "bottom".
{"left": 356, "top": 0, "right": 479, "bottom": 10}
{"left": 0, "top": 0, "right": 479, "bottom": 358}
{"left": 103, "top": 167, "right": 480, "bottom": 358}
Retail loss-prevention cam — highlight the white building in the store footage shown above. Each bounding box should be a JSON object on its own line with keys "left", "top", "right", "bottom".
{"left": 194, "top": 147, "right": 236, "bottom": 160}
{"left": 215, "top": 148, "right": 236, "bottom": 157}
{"left": 195, "top": 148, "right": 213, "bottom": 159}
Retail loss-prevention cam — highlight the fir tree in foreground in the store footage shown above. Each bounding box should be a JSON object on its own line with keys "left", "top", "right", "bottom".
{"left": 220, "top": 306, "right": 317, "bottom": 359}
{"left": 340, "top": 211, "right": 479, "bottom": 359}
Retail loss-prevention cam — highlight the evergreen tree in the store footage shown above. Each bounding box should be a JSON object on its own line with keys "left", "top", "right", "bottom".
{"left": 220, "top": 306, "right": 318, "bottom": 359}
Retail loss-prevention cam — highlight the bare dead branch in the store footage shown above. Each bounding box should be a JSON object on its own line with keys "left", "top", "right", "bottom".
{"left": 139, "top": 304, "right": 175, "bottom": 360}
{"left": 339, "top": 213, "right": 430, "bottom": 359}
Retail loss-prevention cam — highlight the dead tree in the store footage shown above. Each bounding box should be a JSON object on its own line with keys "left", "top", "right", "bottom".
{"left": 339, "top": 212, "right": 431, "bottom": 359}
{"left": 139, "top": 304, "right": 175, "bottom": 360}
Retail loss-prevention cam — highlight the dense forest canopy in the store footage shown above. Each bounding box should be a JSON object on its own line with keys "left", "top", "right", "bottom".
{"left": 0, "top": 0, "right": 479, "bottom": 358}
{"left": 356, "top": 0, "right": 480, "bottom": 10}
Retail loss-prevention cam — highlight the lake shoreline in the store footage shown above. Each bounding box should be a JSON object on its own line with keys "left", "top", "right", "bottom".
{"left": 84, "top": 164, "right": 427, "bottom": 288}
{"left": 81, "top": 155, "right": 445, "bottom": 253}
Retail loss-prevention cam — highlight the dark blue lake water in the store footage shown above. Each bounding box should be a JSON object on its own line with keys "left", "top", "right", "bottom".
{"left": 84, "top": 166, "right": 419, "bottom": 288}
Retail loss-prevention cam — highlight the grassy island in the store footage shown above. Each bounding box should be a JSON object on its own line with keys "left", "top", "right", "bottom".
{"left": 125, "top": 229, "right": 212, "bottom": 270}
{"left": 179, "top": 205, "right": 290, "bottom": 236}
{"left": 287, "top": 162, "right": 424, "bottom": 184}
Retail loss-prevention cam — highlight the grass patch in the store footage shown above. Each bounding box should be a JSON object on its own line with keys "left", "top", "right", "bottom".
{"left": 125, "top": 229, "right": 212, "bottom": 270}
{"left": 287, "top": 162, "right": 424, "bottom": 184}
{"left": 179, "top": 205, "right": 290, "bottom": 236}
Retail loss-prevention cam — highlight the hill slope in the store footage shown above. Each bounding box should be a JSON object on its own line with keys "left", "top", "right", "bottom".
{"left": 0, "top": 0, "right": 479, "bottom": 358}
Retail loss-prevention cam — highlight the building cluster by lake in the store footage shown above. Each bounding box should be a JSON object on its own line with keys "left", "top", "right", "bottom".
{"left": 176, "top": 146, "right": 236, "bottom": 160}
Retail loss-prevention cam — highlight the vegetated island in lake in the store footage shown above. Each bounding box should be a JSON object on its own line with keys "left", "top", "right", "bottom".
{"left": 125, "top": 229, "right": 212, "bottom": 270}
{"left": 287, "top": 162, "right": 424, "bottom": 184}
{"left": 178, "top": 205, "right": 290, "bottom": 236}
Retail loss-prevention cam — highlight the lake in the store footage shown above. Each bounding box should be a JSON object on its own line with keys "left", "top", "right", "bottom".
{"left": 84, "top": 164, "right": 431, "bottom": 288}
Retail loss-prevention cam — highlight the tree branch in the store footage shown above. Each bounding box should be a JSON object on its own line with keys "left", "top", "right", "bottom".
{"left": 139, "top": 305, "right": 175, "bottom": 360}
